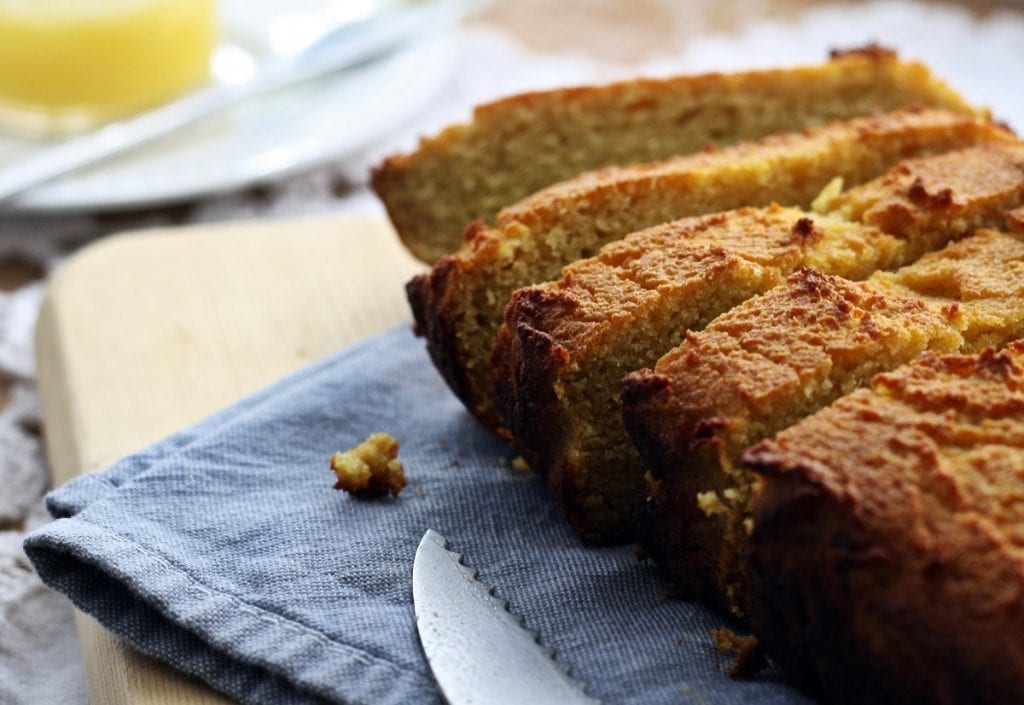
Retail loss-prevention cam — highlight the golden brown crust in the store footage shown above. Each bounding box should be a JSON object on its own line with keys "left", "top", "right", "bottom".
{"left": 500, "top": 207, "right": 832, "bottom": 356}
{"left": 626, "top": 228, "right": 1024, "bottom": 615}
{"left": 830, "top": 143, "right": 1024, "bottom": 255}
{"left": 405, "top": 240, "right": 492, "bottom": 427}
{"left": 745, "top": 343, "right": 1024, "bottom": 705}
{"left": 493, "top": 140, "right": 1024, "bottom": 546}
{"left": 623, "top": 269, "right": 963, "bottom": 613}
{"left": 375, "top": 55, "right": 975, "bottom": 263}
{"left": 877, "top": 228, "right": 1024, "bottom": 350}
{"left": 494, "top": 206, "right": 902, "bottom": 543}
{"left": 409, "top": 111, "right": 1010, "bottom": 437}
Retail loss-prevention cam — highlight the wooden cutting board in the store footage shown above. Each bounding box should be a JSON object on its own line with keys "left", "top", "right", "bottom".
{"left": 36, "top": 215, "right": 424, "bottom": 705}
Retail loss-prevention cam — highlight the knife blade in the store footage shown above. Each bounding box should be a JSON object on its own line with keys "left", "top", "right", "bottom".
{"left": 413, "top": 529, "right": 600, "bottom": 705}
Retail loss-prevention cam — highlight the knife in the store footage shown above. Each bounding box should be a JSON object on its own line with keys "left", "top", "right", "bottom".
{"left": 413, "top": 529, "right": 600, "bottom": 705}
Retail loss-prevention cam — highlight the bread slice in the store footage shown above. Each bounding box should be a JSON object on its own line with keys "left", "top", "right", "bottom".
{"left": 495, "top": 140, "right": 1024, "bottom": 545}
{"left": 623, "top": 228, "right": 1024, "bottom": 616}
{"left": 374, "top": 48, "right": 973, "bottom": 263}
{"left": 745, "top": 343, "right": 1024, "bottom": 705}
{"left": 494, "top": 207, "right": 901, "bottom": 542}
{"left": 408, "top": 111, "right": 1007, "bottom": 432}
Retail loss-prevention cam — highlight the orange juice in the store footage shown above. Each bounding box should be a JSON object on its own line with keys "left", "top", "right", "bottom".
{"left": 0, "top": 0, "right": 217, "bottom": 137}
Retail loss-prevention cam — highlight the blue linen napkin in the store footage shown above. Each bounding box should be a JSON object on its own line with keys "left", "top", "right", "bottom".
{"left": 25, "top": 325, "right": 812, "bottom": 705}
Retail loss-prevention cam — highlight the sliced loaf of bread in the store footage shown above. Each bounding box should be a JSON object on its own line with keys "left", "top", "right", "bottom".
{"left": 495, "top": 141, "right": 1024, "bottom": 544}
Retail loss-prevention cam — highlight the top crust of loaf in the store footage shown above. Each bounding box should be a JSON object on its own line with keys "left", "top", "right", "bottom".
{"left": 621, "top": 267, "right": 964, "bottom": 611}
{"left": 622, "top": 269, "right": 961, "bottom": 466}
{"left": 827, "top": 142, "right": 1024, "bottom": 250}
{"left": 493, "top": 203, "right": 915, "bottom": 541}
{"left": 624, "top": 139, "right": 1024, "bottom": 468}
{"left": 624, "top": 228, "right": 1024, "bottom": 614}
{"left": 745, "top": 343, "right": 1024, "bottom": 705}
{"left": 472, "top": 45, "right": 906, "bottom": 122}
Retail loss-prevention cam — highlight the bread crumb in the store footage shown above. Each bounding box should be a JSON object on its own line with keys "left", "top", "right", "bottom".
{"left": 330, "top": 433, "right": 406, "bottom": 497}
{"left": 511, "top": 456, "right": 531, "bottom": 473}
{"left": 711, "top": 627, "right": 743, "bottom": 651}
{"left": 697, "top": 490, "right": 728, "bottom": 517}
{"left": 811, "top": 176, "right": 844, "bottom": 213}
{"left": 710, "top": 628, "right": 766, "bottom": 679}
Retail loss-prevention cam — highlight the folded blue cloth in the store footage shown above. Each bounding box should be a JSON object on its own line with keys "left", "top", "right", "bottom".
{"left": 25, "top": 326, "right": 811, "bottom": 705}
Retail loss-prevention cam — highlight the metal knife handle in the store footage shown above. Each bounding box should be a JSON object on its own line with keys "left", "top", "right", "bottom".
{"left": 0, "top": 1, "right": 461, "bottom": 204}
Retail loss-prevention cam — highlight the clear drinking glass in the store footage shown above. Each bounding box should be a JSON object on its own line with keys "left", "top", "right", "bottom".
{"left": 0, "top": 0, "right": 217, "bottom": 138}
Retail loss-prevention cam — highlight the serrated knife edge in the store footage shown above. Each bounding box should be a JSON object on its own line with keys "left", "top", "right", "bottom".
{"left": 413, "top": 529, "right": 600, "bottom": 705}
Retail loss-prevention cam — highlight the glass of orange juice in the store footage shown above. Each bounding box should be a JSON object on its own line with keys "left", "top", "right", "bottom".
{"left": 0, "top": 0, "right": 218, "bottom": 138}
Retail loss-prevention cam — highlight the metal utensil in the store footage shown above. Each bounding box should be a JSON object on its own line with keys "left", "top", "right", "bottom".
{"left": 412, "top": 529, "right": 600, "bottom": 705}
{"left": 0, "top": 1, "right": 463, "bottom": 205}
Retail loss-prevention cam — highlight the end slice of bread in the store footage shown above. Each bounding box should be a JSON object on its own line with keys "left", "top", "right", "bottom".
{"left": 375, "top": 49, "right": 974, "bottom": 263}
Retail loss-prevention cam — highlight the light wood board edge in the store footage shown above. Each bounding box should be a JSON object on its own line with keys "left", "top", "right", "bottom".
{"left": 36, "top": 215, "right": 424, "bottom": 704}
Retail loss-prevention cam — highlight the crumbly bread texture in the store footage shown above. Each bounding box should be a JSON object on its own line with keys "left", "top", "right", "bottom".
{"left": 330, "top": 433, "right": 406, "bottom": 497}
{"left": 494, "top": 206, "right": 901, "bottom": 542}
{"left": 821, "top": 139, "right": 1024, "bottom": 256}
{"left": 374, "top": 48, "right": 973, "bottom": 263}
{"left": 494, "top": 140, "right": 1024, "bottom": 544}
{"left": 408, "top": 111, "right": 1008, "bottom": 433}
{"left": 745, "top": 344, "right": 1024, "bottom": 705}
{"left": 623, "top": 229, "right": 1024, "bottom": 616}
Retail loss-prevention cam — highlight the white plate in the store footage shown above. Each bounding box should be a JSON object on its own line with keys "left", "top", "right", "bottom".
{"left": 0, "top": 9, "right": 455, "bottom": 213}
